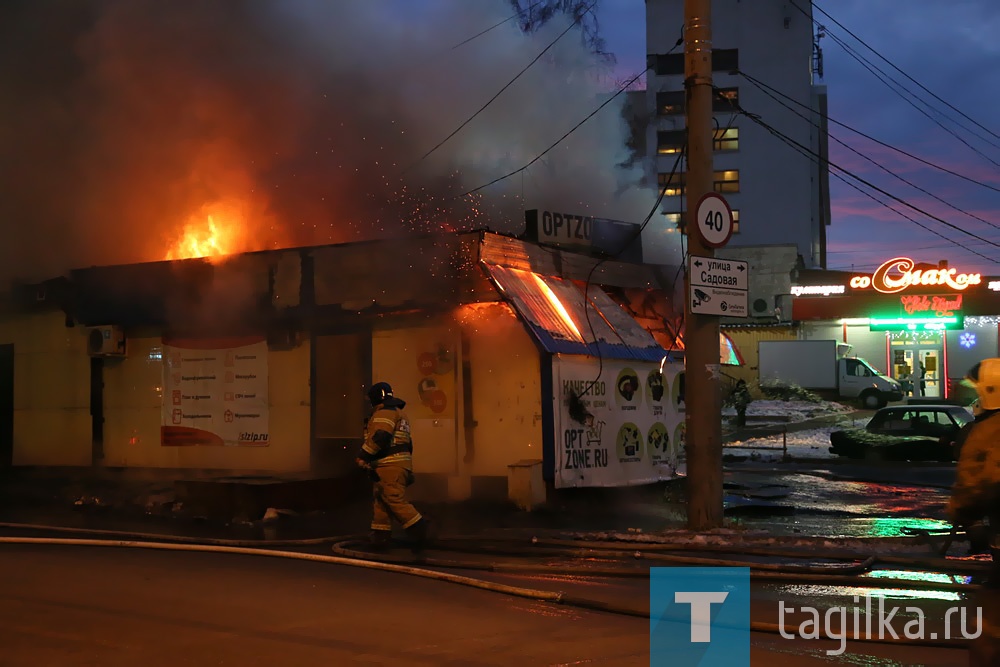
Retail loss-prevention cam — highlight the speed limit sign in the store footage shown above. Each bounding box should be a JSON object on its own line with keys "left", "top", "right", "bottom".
{"left": 695, "top": 192, "right": 734, "bottom": 248}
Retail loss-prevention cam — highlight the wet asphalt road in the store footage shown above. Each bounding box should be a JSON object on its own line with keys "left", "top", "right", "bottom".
{"left": 0, "top": 543, "right": 974, "bottom": 666}
{"left": 722, "top": 466, "right": 957, "bottom": 539}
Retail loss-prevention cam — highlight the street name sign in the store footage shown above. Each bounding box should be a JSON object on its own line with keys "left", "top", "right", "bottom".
{"left": 689, "top": 255, "right": 749, "bottom": 317}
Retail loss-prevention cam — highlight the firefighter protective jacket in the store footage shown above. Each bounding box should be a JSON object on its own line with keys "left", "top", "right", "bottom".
{"left": 360, "top": 397, "right": 413, "bottom": 469}
{"left": 949, "top": 409, "right": 1000, "bottom": 540}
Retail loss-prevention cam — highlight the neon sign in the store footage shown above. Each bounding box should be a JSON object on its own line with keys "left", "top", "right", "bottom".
{"left": 791, "top": 284, "right": 846, "bottom": 296}
{"left": 850, "top": 257, "right": 982, "bottom": 293}
{"left": 869, "top": 315, "right": 964, "bottom": 331}
{"left": 900, "top": 294, "right": 962, "bottom": 317}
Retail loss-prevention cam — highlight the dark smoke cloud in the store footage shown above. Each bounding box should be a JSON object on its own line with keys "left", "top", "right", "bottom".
{"left": 0, "top": 0, "right": 672, "bottom": 283}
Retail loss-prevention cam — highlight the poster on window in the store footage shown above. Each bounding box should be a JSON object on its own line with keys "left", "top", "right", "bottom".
{"left": 553, "top": 355, "right": 685, "bottom": 488}
{"left": 161, "top": 336, "right": 270, "bottom": 447}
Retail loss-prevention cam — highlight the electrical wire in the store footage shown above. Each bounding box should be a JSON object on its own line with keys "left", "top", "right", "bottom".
{"left": 448, "top": 0, "right": 548, "bottom": 50}
{"left": 571, "top": 147, "right": 684, "bottom": 402}
{"left": 826, "top": 237, "right": 1000, "bottom": 256}
{"left": 736, "top": 71, "right": 1000, "bottom": 196}
{"left": 738, "top": 71, "right": 1000, "bottom": 233}
{"left": 405, "top": 1, "right": 597, "bottom": 173}
{"left": 807, "top": 0, "right": 1000, "bottom": 145}
{"left": 561, "top": 34, "right": 685, "bottom": 400}
{"left": 716, "top": 89, "right": 1000, "bottom": 263}
{"left": 454, "top": 63, "right": 651, "bottom": 199}
{"left": 787, "top": 0, "right": 1000, "bottom": 167}
{"left": 821, "top": 28, "right": 1000, "bottom": 168}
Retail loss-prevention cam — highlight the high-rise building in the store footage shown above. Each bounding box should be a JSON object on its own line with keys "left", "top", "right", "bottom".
{"left": 644, "top": 0, "right": 831, "bottom": 269}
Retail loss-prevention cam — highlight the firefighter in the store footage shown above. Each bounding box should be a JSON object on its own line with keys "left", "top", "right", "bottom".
{"left": 730, "top": 379, "right": 752, "bottom": 428}
{"left": 357, "top": 382, "right": 429, "bottom": 551}
{"left": 948, "top": 359, "right": 1000, "bottom": 666}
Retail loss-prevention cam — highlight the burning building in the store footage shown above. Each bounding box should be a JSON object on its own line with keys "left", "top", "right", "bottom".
{"left": 1, "top": 230, "right": 694, "bottom": 508}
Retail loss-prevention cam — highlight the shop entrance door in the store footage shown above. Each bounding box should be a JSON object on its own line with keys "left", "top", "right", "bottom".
{"left": 890, "top": 333, "right": 943, "bottom": 399}
{"left": 896, "top": 347, "right": 942, "bottom": 399}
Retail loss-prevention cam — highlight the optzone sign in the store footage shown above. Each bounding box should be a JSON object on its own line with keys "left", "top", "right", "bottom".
{"left": 695, "top": 192, "right": 734, "bottom": 248}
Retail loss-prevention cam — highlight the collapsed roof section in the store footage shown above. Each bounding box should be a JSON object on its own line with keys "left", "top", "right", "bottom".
{"left": 484, "top": 264, "right": 666, "bottom": 362}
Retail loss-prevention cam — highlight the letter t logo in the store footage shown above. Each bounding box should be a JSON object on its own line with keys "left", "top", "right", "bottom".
{"left": 674, "top": 591, "right": 729, "bottom": 642}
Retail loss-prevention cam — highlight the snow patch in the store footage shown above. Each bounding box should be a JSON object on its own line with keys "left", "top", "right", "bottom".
{"left": 722, "top": 399, "right": 853, "bottom": 421}
{"left": 724, "top": 426, "right": 847, "bottom": 461}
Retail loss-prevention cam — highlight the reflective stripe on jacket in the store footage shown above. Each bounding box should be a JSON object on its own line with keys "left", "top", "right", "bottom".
{"left": 361, "top": 404, "right": 413, "bottom": 469}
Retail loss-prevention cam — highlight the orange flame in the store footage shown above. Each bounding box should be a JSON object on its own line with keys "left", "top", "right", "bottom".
{"left": 530, "top": 272, "right": 584, "bottom": 342}
{"left": 166, "top": 210, "right": 241, "bottom": 262}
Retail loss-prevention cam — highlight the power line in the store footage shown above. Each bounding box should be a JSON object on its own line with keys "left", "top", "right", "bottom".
{"left": 809, "top": 0, "right": 1000, "bottom": 145}
{"left": 455, "top": 62, "right": 653, "bottom": 199}
{"left": 737, "top": 71, "right": 1000, "bottom": 195}
{"left": 739, "top": 71, "right": 1000, "bottom": 233}
{"left": 577, "top": 142, "right": 687, "bottom": 398}
{"left": 547, "top": 31, "right": 685, "bottom": 398}
{"left": 787, "top": 0, "right": 1000, "bottom": 168}
{"left": 824, "top": 29, "right": 1000, "bottom": 167}
{"left": 826, "top": 238, "right": 1000, "bottom": 255}
{"left": 405, "top": 1, "right": 597, "bottom": 173}
{"left": 449, "top": 0, "right": 547, "bottom": 50}
{"left": 716, "top": 89, "right": 1000, "bottom": 265}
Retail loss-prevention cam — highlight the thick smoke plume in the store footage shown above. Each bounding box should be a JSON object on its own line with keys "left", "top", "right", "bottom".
{"left": 0, "top": 0, "right": 672, "bottom": 283}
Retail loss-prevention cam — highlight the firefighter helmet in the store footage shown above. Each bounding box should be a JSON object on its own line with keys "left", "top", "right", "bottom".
{"left": 964, "top": 359, "right": 1000, "bottom": 411}
{"left": 368, "top": 382, "right": 393, "bottom": 406}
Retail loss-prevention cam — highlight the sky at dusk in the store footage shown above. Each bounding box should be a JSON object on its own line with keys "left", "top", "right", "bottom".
{"left": 597, "top": 0, "right": 1000, "bottom": 275}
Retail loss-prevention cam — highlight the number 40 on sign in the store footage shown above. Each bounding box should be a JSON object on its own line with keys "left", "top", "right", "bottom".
{"left": 696, "top": 192, "right": 734, "bottom": 248}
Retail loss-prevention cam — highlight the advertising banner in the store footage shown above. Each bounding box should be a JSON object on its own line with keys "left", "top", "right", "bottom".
{"left": 161, "top": 336, "right": 269, "bottom": 447}
{"left": 553, "top": 355, "right": 685, "bottom": 488}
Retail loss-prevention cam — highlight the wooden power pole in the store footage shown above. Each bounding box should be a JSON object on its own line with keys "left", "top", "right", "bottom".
{"left": 683, "top": 0, "right": 724, "bottom": 529}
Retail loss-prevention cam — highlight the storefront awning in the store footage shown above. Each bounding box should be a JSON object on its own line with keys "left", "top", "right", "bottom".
{"left": 484, "top": 263, "right": 667, "bottom": 362}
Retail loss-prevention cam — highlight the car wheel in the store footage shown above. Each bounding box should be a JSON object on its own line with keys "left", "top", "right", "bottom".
{"left": 860, "top": 392, "right": 881, "bottom": 409}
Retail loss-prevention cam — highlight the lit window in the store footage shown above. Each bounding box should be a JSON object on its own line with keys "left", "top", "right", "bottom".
{"left": 715, "top": 88, "right": 739, "bottom": 112}
{"left": 657, "top": 127, "right": 738, "bottom": 154}
{"left": 656, "top": 91, "right": 685, "bottom": 115}
{"left": 714, "top": 127, "right": 738, "bottom": 151}
{"left": 657, "top": 129, "right": 685, "bottom": 154}
{"left": 715, "top": 170, "right": 740, "bottom": 193}
{"left": 656, "top": 88, "right": 739, "bottom": 116}
{"left": 657, "top": 170, "right": 740, "bottom": 196}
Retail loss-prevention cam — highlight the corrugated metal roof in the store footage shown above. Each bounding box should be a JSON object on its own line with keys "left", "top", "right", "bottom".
{"left": 484, "top": 263, "right": 666, "bottom": 362}
{"left": 480, "top": 232, "right": 679, "bottom": 290}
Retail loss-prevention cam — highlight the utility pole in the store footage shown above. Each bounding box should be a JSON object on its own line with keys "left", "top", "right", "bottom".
{"left": 683, "top": 0, "right": 724, "bottom": 529}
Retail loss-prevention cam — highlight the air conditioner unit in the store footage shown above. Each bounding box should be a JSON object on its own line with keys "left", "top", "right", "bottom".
{"left": 88, "top": 325, "right": 126, "bottom": 357}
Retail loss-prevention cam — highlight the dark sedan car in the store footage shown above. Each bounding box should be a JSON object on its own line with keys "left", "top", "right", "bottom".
{"left": 829, "top": 404, "right": 974, "bottom": 462}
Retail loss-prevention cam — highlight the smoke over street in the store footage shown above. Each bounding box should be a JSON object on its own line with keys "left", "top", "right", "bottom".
{"left": 0, "top": 0, "right": 666, "bottom": 282}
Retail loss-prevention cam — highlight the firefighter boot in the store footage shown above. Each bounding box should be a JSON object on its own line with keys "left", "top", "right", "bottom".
{"left": 368, "top": 529, "right": 391, "bottom": 551}
{"left": 406, "top": 518, "right": 430, "bottom": 553}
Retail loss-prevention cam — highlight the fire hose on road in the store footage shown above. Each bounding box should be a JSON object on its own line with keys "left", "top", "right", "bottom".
{"left": 0, "top": 521, "right": 989, "bottom": 651}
